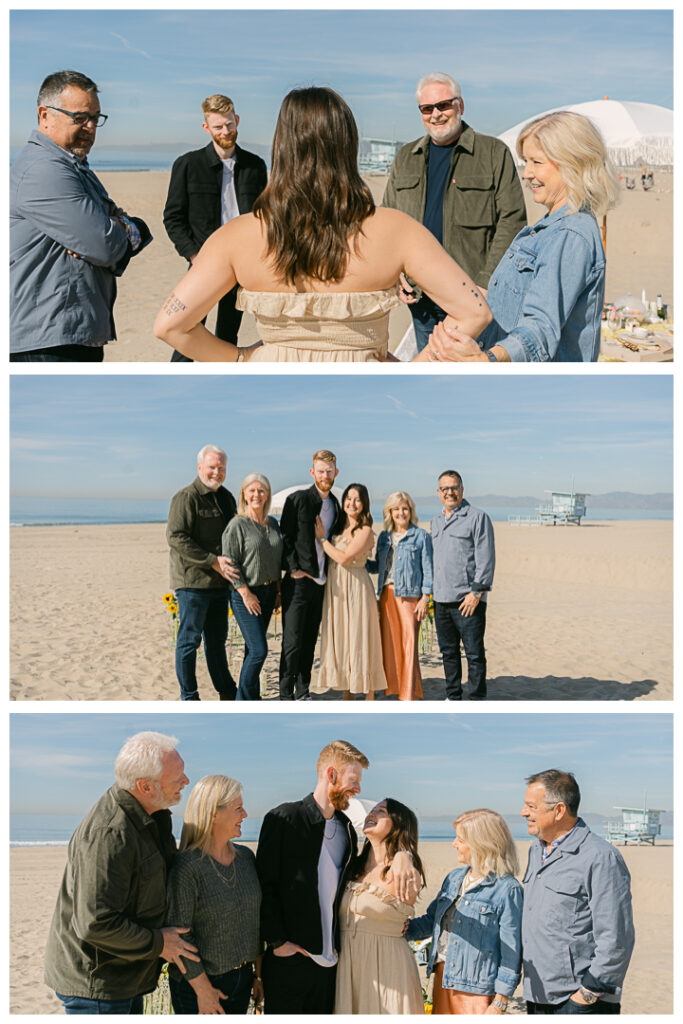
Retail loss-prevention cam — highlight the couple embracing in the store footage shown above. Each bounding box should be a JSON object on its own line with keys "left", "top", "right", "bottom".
{"left": 280, "top": 449, "right": 431, "bottom": 701}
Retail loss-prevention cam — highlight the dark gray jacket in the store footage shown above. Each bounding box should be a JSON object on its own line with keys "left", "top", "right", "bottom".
{"left": 522, "top": 819, "right": 635, "bottom": 1005}
{"left": 167, "top": 477, "right": 237, "bottom": 590}
{"left": 44, "top": 786, "right": 176, "bottom": 1000}
{"left": 10, "top": 131, "right": 144, "bottom": 353}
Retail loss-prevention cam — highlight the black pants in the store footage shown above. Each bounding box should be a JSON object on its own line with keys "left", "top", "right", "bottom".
{"left": 171, "top": 283, "right": 242, "bottom": 361}
{"left": 527, "top": 998, "right": 621, "bottom": 1014}
{"left": 434, "top": 599, "right": 487, "bottom": 699}
{"left": 279, "top": 575, "right": 325, "bottom": 699}
{"left": 11, "top": 344, "right": 104, "bottom": 362}
{"left": 263, "top": 950, "right": 336, "bottom": 1015}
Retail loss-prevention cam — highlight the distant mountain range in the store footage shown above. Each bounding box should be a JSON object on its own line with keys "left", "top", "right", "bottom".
{"left": 416, "top": 492, "right": 673, "bottom": 510}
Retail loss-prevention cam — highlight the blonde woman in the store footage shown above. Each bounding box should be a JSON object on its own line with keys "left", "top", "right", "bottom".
{"left": 166, "top": 775, "right": 262, "bottom": 1014}
{"left": 369, "top": 491, "right": 432, "bottom": 700}
{"left": 222, "top": 474, "right": 283, "bottom": 700}
{"left": 428, "top": 111, "right": 621, "bottom": 362}
{"left": 406, "top": 809, "right": 522, "bottom": 1014}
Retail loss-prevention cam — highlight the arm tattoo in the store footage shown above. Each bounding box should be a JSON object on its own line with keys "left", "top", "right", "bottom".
{"left": 162, "top": 293, "right": 187, "bottom": 317}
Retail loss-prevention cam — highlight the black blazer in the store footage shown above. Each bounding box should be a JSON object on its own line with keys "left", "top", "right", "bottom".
{"left": 163, "top": 142, "right": 267, "bottom": 261}
{"left": 279, "top": 485, "right": 342, "bottom": 578}
{"left": 256, "top": 793, "right": 357, "bottom": 953}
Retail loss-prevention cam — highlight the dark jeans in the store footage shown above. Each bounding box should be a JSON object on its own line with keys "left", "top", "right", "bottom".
{"left": 231, "top": 582, "right": 278, "bottom": 701}
{"left": 171, "top": 283, "right": 242, "bottom": 361}
{"left": 410, "top": 294, "right": 447, "bottom": 353}
{"left": 279, "top": 574, "right": 325, "bottom": 700}
{"left": 528, "top": 998, "right": 621, "bottom": 1014}
{"left": 434, "top": 599, "right": 487, "bottom": 700}
{"left": 169, "top": 963, "right": 253, "bottom": 1014}
{"left": 56, "top": 993, "right": 143, "bottom": 1014}
{"left": 11, "top": 344, "right": 104, "bottom": 362}
{"left": 263, "top": 949, "right": 336, "bottom": 1015}
{"left": 175, "top": 588, "right": 236, "bottom": 700}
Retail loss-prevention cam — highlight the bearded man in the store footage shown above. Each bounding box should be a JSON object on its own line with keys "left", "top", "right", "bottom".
{"left": 256, "top": 741, "right": 420, "bottom": 1014}
{"left": 163, "top": 93, "right": 267, "bottom": 359}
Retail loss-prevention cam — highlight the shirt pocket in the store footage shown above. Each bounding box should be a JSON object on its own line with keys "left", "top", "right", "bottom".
{"left": 451, "top": 176, "right": 495, "bottom": 226}
{"left": 394, "top": 174, "right": 422, "bottom": 192}
{"left": 541, "top": 877, "right": 582, "bottom": 927}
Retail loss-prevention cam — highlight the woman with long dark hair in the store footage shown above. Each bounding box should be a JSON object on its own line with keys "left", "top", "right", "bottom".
{"left": 154, "top": 86, "right": 491, "bottom": 362}
{"left": 312, "top": 483, "right": 386, "bottom": 699}
{"left": 335, "top": 799, "right": 426, "bottom": 1014}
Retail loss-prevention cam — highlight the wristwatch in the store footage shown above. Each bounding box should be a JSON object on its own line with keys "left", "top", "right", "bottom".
{"left": 486, "top": 349, "right": 497, "bottom": 362}
{"left": 578, "top": 987, "right": 599, "bottom": 1005}
{"left": 491, "top": 997, "right": 508, "bottom": 1012}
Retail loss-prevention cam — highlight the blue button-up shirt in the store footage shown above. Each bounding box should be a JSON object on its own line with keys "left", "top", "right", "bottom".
{"left": 431, "top": 500, "right": 495, "bottom": 604}
{"left": 479, "top": 205, "right": 606, "bottom": 362}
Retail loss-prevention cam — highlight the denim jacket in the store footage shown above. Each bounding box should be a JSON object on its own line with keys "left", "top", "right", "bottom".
{"left": 367, "top": 525, "right": 433, "bottom": 598}
{"left": 479, "top": 205, "right": 605, "bottom": 362}
{"left": 406, "top": 867, "right": 523, "bottom": 997}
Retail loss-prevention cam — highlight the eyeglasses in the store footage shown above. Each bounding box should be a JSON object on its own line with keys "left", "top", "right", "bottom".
{"left": 45, "top": 106, "right": 108, "bottom": 128}
{"left": 418, "top": 97, "right": 460, "bottom": 116}
{"left": 439, "top": 485, "right": 462, "bottom": 494}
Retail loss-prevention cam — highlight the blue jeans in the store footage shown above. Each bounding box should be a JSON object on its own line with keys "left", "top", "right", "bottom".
{"left": 175, "top": 588, "right": 236, "bottom": 700}
{"left": 434, "top": 599, "right": 487, "bottom": 700}
{"left": 410, "top": 295, "right": 447, "bottom": 353}
{"left": 57, "top": 993, "right": 143, "bottom": 1014}
{"left": 230, "top": 582, "right": 278, "bottom": 701}
{"left": 11, "top": 344, "right": 104, "bottom": 362}
{"left": 169, "top": 963, "right": 253, "bottom": 1014}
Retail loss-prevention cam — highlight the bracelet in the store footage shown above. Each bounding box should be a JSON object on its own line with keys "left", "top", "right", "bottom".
{"left": 491, "top": 998, "right": 508, "bottom": 1012}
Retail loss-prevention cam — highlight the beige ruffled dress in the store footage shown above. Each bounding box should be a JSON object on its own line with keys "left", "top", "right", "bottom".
{"left": 236, "top": 287, "right": 399, "bottom": 361}
{"left": 313, "top": 535, "right": 387, "bottom": 694}
{"left": 335, "top": 881, "right": 424, "bottom": 1015}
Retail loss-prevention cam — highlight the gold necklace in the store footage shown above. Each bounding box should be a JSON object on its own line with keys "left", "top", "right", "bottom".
{"left": 208, "top": 849, "right": 237, "bottom": 890}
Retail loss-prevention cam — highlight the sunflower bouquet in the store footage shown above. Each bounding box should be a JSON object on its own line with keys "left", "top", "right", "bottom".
{"left": 162, "top": 592, "right": 179, "bottom": 644}
{"left": 418, "top": 596, "right": 436, "bottom": 654}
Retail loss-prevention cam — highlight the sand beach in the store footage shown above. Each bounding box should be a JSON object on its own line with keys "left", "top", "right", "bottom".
{"left": 98, "top": 170, "right": 673, "bottom": 362}
{"left": 9, "top": 519, "right": 671, "bottom": 701}
{"left": 10, "top": 839, "right": 672, "bottom": 1015}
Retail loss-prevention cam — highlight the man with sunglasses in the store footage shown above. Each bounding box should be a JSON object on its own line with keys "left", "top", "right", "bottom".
{"left": 10, "top": 70, "right": 150, "bottom": 361}
{"left": 383, "top": 72, "right": 526, "bottom": 354}
{"left": 431, "top": 470, "right": 495, "bottom": 700}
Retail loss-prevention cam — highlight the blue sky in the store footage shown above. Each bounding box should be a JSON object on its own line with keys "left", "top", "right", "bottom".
{"left": 10, "top": 10, "right": 673, "bottom": 148}
{"left": 10, "top": 713, "right": 672, "bottom": 819}
{"left": 9, "top": 375, "right": 672, "bottom": 499}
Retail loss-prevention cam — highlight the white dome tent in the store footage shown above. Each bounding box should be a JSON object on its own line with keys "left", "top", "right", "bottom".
{"left": 498, "top": 99, "right": 673, "bottom": 168}
{"left": 270, "top": 484, "right": 344, "bottom": 517}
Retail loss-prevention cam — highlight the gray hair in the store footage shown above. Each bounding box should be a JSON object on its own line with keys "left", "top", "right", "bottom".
{"left": 197, "top": 444, "right": 227, "bottom": 464}
{"left": 114, "top": 732, "right": 179, "bottom": 791}
{"left": 238, "top": 473, "right": 272, "bottom": 516}
{"left": 38, "top": 70, "right": 99, "bottom": 108}
{"left": 525, "top": 769, "right": 581, "bottom": 817}
{"left": 415, "top": 72, "right": 461, "bottom": 104}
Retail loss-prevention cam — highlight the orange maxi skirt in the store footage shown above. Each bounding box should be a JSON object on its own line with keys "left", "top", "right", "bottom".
{"left": 432, "top": 962, "right": 494, "bottom": 1014}
{"left": 379, "top": 585, "right": 423, "bottom": 700}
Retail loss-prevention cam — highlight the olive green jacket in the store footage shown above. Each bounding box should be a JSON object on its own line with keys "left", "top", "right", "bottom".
{"left": 383, "top": 123, "right": 527, "bottom": 290}
{"left": 44, "top": 786, "right": 176, "bottom": 1000}
{"left": 167, "top": 476, "right": 237, "bottom": 590}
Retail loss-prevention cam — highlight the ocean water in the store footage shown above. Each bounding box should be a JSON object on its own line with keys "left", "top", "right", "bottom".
{"left": 9, "top": 496, "right": 672, "bottom": 528}
{"left": 10, "top": 812, "right": 672, "bottom": 846}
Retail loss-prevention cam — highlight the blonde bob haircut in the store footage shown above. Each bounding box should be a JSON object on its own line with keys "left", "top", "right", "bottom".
{"left": 453, "top": 808, "right": 519, "bottom": 879}
{"left": 517, "top": 111, "right": 620, "bottom": 218}
{"left": 382, "top": 491, "right": 419, "bottom": 532}
{"left": 180, "top": 774, "right": 243, "bottom": 856}
{"left": 237, "top": 473, "right": 272, "bottom": 516}
{"left": 317, "top": 739, "right": 369, "bottom": 776}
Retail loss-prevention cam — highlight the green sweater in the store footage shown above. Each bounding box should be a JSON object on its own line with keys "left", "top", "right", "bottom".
{"left": 221, "top": 515, "right": 283, "bottom": 589}
{"left": 44, "top": 786, "right": 176, "bottom": 1000}
{"left": 382, "top": 122, "right": 527, "bottom": 289}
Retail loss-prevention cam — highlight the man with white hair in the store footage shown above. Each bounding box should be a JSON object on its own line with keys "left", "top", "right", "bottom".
{"left": 44, "top": 732, "right": 197, "bottom": 1014}
{"left": 383, "top": 71, "right": 526, "bottom": 352}
{"left": 167, "top": 445, "right": 239, "bottom": 700}
{"left": 10, "top": 70, "right": 151, "bottom": 361}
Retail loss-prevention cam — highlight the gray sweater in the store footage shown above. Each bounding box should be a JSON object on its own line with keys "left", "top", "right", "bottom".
{"left": 222, "top": 515, "right": 283, "bottom": 589}
{"left": 166, "top": 845, "right": 261, "bottom": 980}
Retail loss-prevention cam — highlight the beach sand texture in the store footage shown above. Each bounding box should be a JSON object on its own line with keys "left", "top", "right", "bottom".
{"left": 10, "top": 840, "right": 672, "bottom": 1015}
{"left": 99, "top": 170, "right": 673, "bottom": 362}
{"left": 10, "top": 520, "right": 671, "bottom": 701}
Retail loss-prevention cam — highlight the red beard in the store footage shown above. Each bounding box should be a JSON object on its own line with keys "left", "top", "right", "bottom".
{"left": 329, "top": 786, "right": 352, "bottom": 811}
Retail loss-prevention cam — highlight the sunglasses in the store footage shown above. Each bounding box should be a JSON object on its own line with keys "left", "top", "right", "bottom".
{"left": 418, "top": 97, "right": 460, "bottom": 116}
